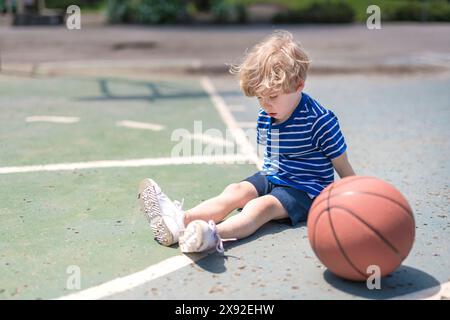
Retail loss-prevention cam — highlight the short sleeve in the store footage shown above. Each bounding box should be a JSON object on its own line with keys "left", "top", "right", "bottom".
{"left": 311, "top": 111, "right": 347, "bottom": 159}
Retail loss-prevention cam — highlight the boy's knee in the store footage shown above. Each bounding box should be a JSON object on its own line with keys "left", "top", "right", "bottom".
{"left": 246, "top": 196, "right": 275, "bottom": 210}
{"left": 222, "top": 183, "right": 241, "bottom": 195}
{"left": 221, "top": 182, "right": 257, "bottom": 207}
{"left": 244, "top": 195, "right": 284, "bottom": 218}
{"left": 223, "top": 182, "right": 254, "bottom": 197}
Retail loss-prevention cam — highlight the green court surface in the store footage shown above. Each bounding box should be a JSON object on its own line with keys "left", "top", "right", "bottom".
{"left": 0, "top": 164, "right": 254, "bottom": 299}
{"left": 0, "top": 76, "right": 228, "bottom": 166}
{"left": 0, "top": 74, "right": 255, "bottom": 299}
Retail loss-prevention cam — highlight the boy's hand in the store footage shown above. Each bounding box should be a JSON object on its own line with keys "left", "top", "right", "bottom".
{"left": 331, "top": 152, "right": 356, "bottom": 178}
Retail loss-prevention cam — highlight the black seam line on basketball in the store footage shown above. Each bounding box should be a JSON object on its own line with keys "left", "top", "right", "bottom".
{"left": 312, "top": 190, "right": 414, "bottom": 223}
{"left": 328, "top": 208, "right": 367, "bottom": 278}
{"left": 312, "top": 185, "right": 333, "bottom": 251}
{"left": 311, "top": 204, "right": 330, "bottom": 253}
{"left": 325, "top": 181, "right": 365, "bottom": 278}
{"left": 312, "top": 182, "right": 334, "bottom": 253}
{"left": 311, "top": 178, "right": 364, "bottom": 251}
{"left": 330, "top": 205, "right": 406, "bottom": 261}
{"left": 310, "top": 176, "right": 378, "bottom": 212}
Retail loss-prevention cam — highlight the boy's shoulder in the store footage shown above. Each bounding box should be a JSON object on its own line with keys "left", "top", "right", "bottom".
{"left": 300, "top": 92, "right": 333, "bottom": 120}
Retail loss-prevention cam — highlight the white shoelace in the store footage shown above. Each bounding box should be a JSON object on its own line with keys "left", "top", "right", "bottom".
{"left": 173, "top": 199, "right": 184, "bottom": 211}
{"left": 208, "top": 220, "right": 224, "bottom": 253}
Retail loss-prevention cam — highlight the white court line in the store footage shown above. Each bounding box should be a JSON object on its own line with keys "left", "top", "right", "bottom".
{"left": 116, "top": 120, "right": 165, "bottom": 131}
{"left": 200, "top": 77, "right": 262, "bottom": 170}
{"left": 55, "top": 76, "right": 261, "bottom": 300}
{"left": 0, "top": 154, "right": 254, "bottom": 175}
{"left": 58, "top": 254, "right": 207, "bottom": 300}
{"left": 26, "top": 116, "right": 79, "bottom": 123}
{"left": 390, "top": 281, "right": 450, "bottom": 300}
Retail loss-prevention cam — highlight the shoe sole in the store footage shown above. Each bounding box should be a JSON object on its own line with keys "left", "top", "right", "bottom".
{"left": 179, "top": 221, "right": 203, "bottom": 253}
{"left": 138, "top": 179, "right": 174, "bottom": 246}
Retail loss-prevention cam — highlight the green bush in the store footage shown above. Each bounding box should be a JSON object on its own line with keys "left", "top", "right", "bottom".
{"left": 346, "top": 0, "right": 450, "bottom": 23}
{"left": 378, "top": 0, "right": 450, "bottom": 22}
{"left": 46, "top": 0, "right": 106, "bottom": 10}
{"left": 273, "top": 0, "right": 355, "bottom": 24}
{"left": 386, "top": 1, "right": 425, "bottom": 21}
{"left": 106, "top": 0, "right": 450, "bottom": 24}
{"left": 211, "top": 0, "right": 247, "bottom": 23}
{"left": 107, "top": 0, "right": 187, "bottom": 24}
{"left": 244, "top": 0, "right": 450, "bottom": 23}
{"left": 107, "top": 0, "right": 129, "bottom": 23}
{"left": 428, "top": 1, "right": 450, "bottom": 21}
{"left": 135, "top": 0, "right": 187, "bottom": 24}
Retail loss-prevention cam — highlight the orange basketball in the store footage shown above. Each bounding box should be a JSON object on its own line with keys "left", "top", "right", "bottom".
{"left": 307, "top": 176, "right": 415, "bottom": 281}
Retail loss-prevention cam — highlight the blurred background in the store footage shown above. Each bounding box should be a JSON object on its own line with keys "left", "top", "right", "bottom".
{"left": 1, "top": 0, "right": 449, "bottom": 74}
{"left": 0, "top": 0, "right": 450, "bottom": 72}
{"left": 1, "top": 0, "right": 450, "bottom": 25}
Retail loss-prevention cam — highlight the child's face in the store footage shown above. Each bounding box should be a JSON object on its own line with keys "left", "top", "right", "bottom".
{"left": 257, "top": 82, "right": 304, "bottom": 123}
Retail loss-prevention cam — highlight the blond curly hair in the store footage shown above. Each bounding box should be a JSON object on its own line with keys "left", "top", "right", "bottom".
{"left": 230, "top": 30, "right": 310, "bottom": 97}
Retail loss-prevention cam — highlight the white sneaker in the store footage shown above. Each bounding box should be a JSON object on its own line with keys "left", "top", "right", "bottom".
{"left": 179, "top": 220, "right": 224, "bottom": 253}
{"left": 138, "top": 178, "right": 185, "bottom": 246}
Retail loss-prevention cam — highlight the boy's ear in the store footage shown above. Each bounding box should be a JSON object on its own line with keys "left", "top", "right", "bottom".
{"left": 297, "top": 80, "right": 305, "bottom": 91}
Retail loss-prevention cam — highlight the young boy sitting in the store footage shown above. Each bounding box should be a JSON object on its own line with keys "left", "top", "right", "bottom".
{"left": 138, "top": 30, "right": 356, "bottom": 253}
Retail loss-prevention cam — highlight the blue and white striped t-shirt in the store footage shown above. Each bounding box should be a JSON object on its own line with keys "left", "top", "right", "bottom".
{"left": 257, "top": 92, "right": 347, "bottom": 198}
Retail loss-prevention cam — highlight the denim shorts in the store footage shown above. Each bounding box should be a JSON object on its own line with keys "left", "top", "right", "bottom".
{"left": 242, "top": 171, "right": 315, "bottom": 225}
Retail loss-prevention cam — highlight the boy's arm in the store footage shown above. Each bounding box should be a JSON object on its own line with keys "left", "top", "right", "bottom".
{"left": 331, "top": 151, "right": 356, "bottom": 178}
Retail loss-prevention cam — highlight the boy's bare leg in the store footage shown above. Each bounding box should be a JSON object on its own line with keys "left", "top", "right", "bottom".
{"left": 216, "top": 195, "right": 289, "bottom": 240}
{"left": 184, "top": 181, "right": 258, "bottom": 226}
